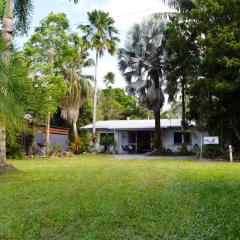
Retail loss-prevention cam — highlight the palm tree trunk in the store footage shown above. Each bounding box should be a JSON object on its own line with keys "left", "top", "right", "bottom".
{"left": 0, "top": 0, "right": 14, "bottom": 166}
{"left": 154, "top": 111, "right": 162, "bottom": 151}
{"left": 45, "top": 113, "right": 50, "bottom": 154}
{"left": 181, "top": 81, "right": 187, "bottom": 153}
{"left": 73, "top": 120, "right": 79, "bottom": 141}
{"left": 92, "top": 51, "right": 99, "bottom": 149}
{"left": 0, "top": 127, "right": 6, "bottom": 166}
{"left": 2, "top": 0, "right": 13, "bottom": 44}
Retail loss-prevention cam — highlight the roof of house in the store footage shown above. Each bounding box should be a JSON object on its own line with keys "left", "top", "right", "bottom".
{"left": 81, "top": 119, "right": 193, "bottom": 130}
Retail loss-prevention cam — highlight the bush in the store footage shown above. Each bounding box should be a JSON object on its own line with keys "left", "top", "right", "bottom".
{"left": 7, "top": 147, "right": 25, "bottom": 159}
{"left": 201, "top": 145, "right": 221, "bottom": 158}
{"left": 79, "top": 130, "right": 91, "bottom": 153}
{"left": 100, "top": 134, "right": 115, "bottom": 153}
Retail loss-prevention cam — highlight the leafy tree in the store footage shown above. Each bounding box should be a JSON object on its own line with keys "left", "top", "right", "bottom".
{"left": 97, "top": 87, "right": 153, "bottom": 121}
{"left": 0, "top": 1, "right": 79, "bottom": 163}
{"left": 24, "top": 13, "right": 74, "bottom": 150}
{"left": 163, "top": 15, "right": 199, "bottom": 152}
{"left": 60, "top": 34, "right": 94, "bottom": 141}
{"left": 79, "top": 10, "right": 119, "bottom": 147}
{"left": 118, "top": 16, "right": 166, "bottom": 151}
{"left": 162, "top": 100, "right": 182, "bottom": 119}
{"left": 187, "top": 0, "right": 240, "bottom": 151}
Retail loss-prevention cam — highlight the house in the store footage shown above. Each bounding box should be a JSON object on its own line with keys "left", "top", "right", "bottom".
{"left": 81, "top": 119, "right": 208, "bottom": 154}
{"left": 23, "top": 125, "right": 69, "bottom": 155}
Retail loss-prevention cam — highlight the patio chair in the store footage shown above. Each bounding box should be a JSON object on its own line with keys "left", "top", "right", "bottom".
{"left": 121, "top": 145, "right": 130, "bottom": 154}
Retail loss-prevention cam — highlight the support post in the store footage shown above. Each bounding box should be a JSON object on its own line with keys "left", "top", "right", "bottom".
{"left": 229, "top": 145, "right": 233, "bottom": 163}
{"left": 200, "top": 131, "right": 203, "bottom": 160}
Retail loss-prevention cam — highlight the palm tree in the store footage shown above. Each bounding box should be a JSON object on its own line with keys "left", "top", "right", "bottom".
{"left": 0, "top": 38, "right": 29, "bottom": 166}
{"left": 79, "top": 10, "right": 119, "bottom": 148}
{"left": 118, "top": 17, "right": 166, "bottom": 151}
{"left": 162, "top": 0, "right": 196, "bottom": 11}
{"left": 60, "top": 35, "right": 93, "bottom": 141}
{"left": 103, "top": 72, "right": 115, "bottom": 88}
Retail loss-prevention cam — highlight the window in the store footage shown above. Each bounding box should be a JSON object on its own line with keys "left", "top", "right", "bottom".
{"left": 174, "top": 132, "right": 191, "bottom": 145}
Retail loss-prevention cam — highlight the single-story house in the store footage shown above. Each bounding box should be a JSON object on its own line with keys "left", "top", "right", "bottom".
{"left": 81, "top": 119, "right": 208, "bottom": 154}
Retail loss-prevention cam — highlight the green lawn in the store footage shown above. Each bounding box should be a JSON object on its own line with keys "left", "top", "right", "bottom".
{"left": 1, "top": 155, "right": 240, "bottom": 239}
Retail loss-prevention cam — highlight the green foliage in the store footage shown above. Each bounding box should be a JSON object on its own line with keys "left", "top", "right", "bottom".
{"left": 99, "top": 134, "right": 115, "bottom": 153}
{"left": 163, "top": 0, "right": 240, "bottom": 152}
{"left": 0, "top": 37, "right": 32, "bottom": 144}
{"left": 78, "top": 99, "right": 93, "bottom": 127}
{"left": 201, "top": 145, "right": 222, "bottom": 159}
{"left": 98, "top": 88, "right": 153, "bottom": 120}
{"left": 79, "top": 10, "right": 120, "bottom": 57}
{"left": 79, "top": 130, "right": 91, "bottom": 152}
{"left": 6, "top": 146, "right": 24, "bottom": 159}
{"left": 103, "top": 72, "right": 115, "bottom": 88}
{"left": 24, "top": 13, "right": 74, "bottom": 117}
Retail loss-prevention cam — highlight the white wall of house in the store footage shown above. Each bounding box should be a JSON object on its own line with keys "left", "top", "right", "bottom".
{"left": 95, "top": 128, "right": 208, "bottom": 153}
{"left": 162, "top": 128, "right": 208, "bottom": 152}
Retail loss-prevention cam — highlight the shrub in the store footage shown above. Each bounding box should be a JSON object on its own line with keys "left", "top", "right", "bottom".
{"left": 100, "top": 134, "right": 115, "bottom": 153}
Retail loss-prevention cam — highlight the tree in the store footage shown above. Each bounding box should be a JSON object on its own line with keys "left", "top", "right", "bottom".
{"left": 162, "top": 0, "right": 197, "bottom": 13}
{"left": 79, "top": 10, "right": 119, "bottom": 148}
{"left": 98, "top": 87, "right": 152, "bottom": 120}
{"left": 60, "top": 34, "right": 93, "bottom": 141}
{"left": 24, "top": 13, "right": 74, "bottom": 151}
{"left": 0, "top": 1, "right": 79, "bottom": 163}
{"left": 103, "top": 72, "right": 115, "bottom": 88}
{"left": 163, "top": 15, "right": 199, "bottom": 152}
{"left": 118, "top": 16, "right": 166, "bottom": 151}
{"left": 186, "top": 0, "right": 240, "bottom": 152}
{"left": 0, "top": 38, "right": 31, "bottom": 166}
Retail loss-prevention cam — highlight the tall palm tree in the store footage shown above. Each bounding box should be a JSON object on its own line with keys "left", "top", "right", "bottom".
{"left": 118, "top": 17, "right": 166, "bottom": 151}
{"left": 60, "top": 35, "right": 93, "bottom": 141}
{"left": 79, "top": 10, "right": 119, "bottom": 148}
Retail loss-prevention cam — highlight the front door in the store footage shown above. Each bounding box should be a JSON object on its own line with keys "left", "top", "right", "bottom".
{"left": 137, "top": 131, "right": 151, "bottom": 153}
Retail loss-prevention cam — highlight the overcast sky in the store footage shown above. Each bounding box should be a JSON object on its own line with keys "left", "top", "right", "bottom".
{"left": 16, "top": 0, "right": 171, "bottom": 90}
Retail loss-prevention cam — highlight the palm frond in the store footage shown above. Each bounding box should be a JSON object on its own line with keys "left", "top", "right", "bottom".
{"left": 14, "top": 0, "right": 33, "bottom": 36}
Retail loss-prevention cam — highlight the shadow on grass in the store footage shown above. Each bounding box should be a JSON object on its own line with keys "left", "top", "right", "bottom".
{"left": 0, "top": 164, "right": 18, "bottom": 176}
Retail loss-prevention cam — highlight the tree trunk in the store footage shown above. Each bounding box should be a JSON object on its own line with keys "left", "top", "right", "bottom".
{"left": 2, "top": 0, "right": 13, "bottom": 44}
{"left": 73, "top": 120, "right": 79, "bottom": 141}
{"left": 45, "top": 113, "right": 50, "bottom": 154}
{"left": 0, "top": 0, "right": 13, "bottom": 165}
{"left": 154, "top": 111, "right": 162, "bottom": 151}
{"left": 92, "top": 51, "right": 99, "bottom": 149}
{"left": 0, "top": 126, "right": 7, "bottom": 166}
{"left": 181, "top": 81, "right": 187, "bottom": 153}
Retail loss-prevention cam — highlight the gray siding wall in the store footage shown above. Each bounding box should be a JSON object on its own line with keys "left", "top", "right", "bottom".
{"left": 35, "top": 132, "right": 68, "bottom": 152}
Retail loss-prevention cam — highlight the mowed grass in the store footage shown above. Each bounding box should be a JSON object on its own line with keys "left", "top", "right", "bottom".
{"left": 1, "top": 155, "right": 240, "bottom": 239}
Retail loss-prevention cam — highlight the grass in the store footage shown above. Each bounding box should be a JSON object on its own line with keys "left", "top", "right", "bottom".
{"left": 1, "top": 155, "right": 240, "bottom": 239}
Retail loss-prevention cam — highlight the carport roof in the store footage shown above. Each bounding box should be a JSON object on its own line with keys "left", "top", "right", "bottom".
{"left": 81, "top": 119, "right": 193, "bottom": 130}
